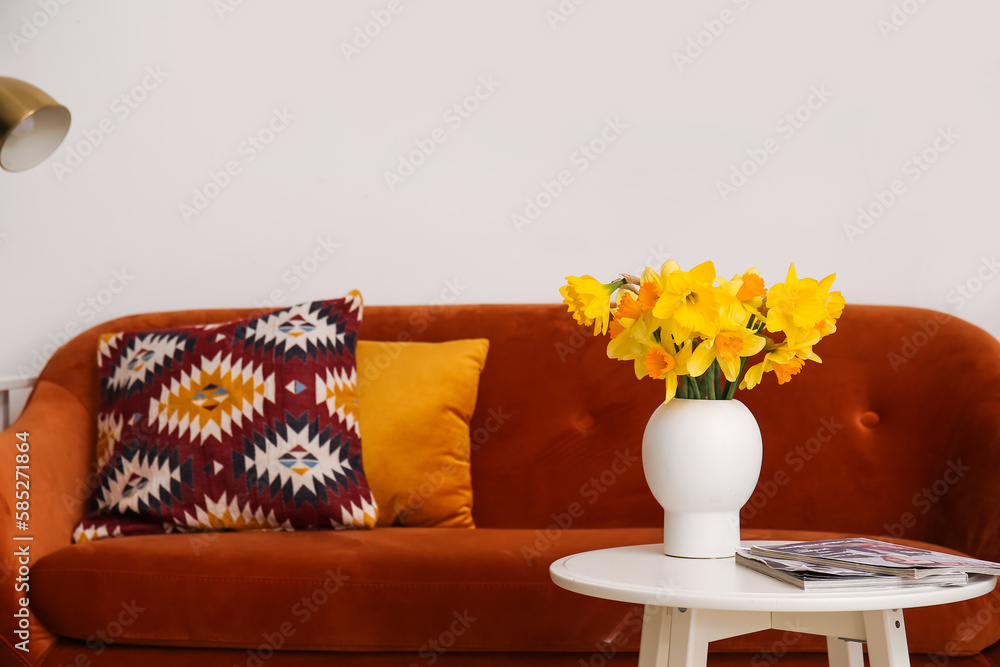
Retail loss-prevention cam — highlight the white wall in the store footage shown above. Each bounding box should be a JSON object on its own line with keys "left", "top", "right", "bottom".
{"left": 2, "top": 0, "right": 999, "bottom": 400}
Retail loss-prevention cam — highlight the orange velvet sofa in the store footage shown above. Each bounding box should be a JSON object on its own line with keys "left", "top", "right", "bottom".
{"left": 4, "top": 303, "right": 1000, "bottom": 667}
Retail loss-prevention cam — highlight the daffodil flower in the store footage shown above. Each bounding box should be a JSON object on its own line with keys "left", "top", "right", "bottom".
{"left": 607, "top": 315, "right": 654, "bottom": 375}
{"left": 636, "top": 281, "right": 661, "bottom": 312}
{"left": 640, "top": 260, "right": 681, "bottom": 291}
{"left": 772, "top": 357, "right": 806, "bottom": 384}
{"left": 560, "top": 275, "right": 623, "bottom": 335}
{"left": 644, "top": 340, "right": 693, "bottom": 402}
{"left": 766, "top": 263, "right": 844, "bottom": 342}
{"left": 719, "top": 268, "right": 768, "bottom": 321}
{"left": 613, "top": 290, "right": 643, "bottom": 322}
{"left": 560, "top": 259, "right": 842, "bottom": 403}
{"left": 739, "top": 344, "right": 801, "bottom": 390}
{"left": 609, "top": 291, "right": 678, "bottom": 379}
{"left": 635, "top": 260, "right": 679, "bottom": 312}
{"left": 651, "top": 260, "right": 731, "bottom": 339}
{"left": 688, "top": 304, "right": 767, "bottom": 382}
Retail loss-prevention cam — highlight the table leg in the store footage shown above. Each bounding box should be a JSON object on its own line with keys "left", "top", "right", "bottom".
{"left": 826, "top": 636, "right": 864, "bottom": 667}
{"left": 639, "top": 607, "right": 771, "bottom": 667}
{"left": 639, "top": 606, "right": 880, "bottom": 667}
{"left": 666, "top": 607, "right": 710, "bottom": 667}
{"left": 638, "top": 604, "right": 670, "bottom": 667}
{"left": 864, "top": 609, "right": 910, "bottom": 667}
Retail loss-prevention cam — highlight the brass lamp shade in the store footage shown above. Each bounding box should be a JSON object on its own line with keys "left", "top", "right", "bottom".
{"left": 0, "top": 77, "right": 70, "bottom": 172}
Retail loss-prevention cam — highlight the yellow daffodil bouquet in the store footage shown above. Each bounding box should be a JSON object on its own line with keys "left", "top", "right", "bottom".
{"left": 559, "top": 260, "right": 845, "bottom": 402}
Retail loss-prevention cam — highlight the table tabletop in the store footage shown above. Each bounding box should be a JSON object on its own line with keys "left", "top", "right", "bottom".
{"left": 550, "top": 542, "right": 996, "bottom": 612}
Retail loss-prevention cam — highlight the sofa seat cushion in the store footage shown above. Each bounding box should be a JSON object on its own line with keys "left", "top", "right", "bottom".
{"left": 31, "top": 528, "right": 1000, "bottom": 654}
{"left": 32, "top": 527, "right": 660, "bottom": 652}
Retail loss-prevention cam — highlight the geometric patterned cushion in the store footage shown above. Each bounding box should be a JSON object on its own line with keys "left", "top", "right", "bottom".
{"left": 72, "top": 292, "right": 378, "bottom": 543}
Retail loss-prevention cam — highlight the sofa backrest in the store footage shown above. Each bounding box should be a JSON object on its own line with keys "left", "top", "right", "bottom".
{"left": 35, "top": 302, "right": 1000, "bottom": 544}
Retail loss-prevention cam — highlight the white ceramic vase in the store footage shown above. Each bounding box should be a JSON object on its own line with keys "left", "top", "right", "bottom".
{"left": 642, "top": 398, "right": 763, "bottom": 559}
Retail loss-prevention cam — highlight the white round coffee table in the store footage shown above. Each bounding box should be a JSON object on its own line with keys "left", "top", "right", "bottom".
{"left": 550, "top": 543, "right": 996, "bottom": 667}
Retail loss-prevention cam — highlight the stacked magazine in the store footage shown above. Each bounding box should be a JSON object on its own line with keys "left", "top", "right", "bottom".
{"left": 737, "top": 538, "right": 1000, "bottom": 590}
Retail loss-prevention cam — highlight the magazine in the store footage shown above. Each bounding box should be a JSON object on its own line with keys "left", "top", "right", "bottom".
{"left": 736, "top": 549, "right": 968, "bottom": 590}
{"left": 749, "top": 538, "right": 1000, "bottom": 579}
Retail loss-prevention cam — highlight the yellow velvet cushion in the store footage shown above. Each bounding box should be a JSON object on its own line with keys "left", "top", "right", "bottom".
{"left": 356, "top": 339, "right": 489, "bottom": 528}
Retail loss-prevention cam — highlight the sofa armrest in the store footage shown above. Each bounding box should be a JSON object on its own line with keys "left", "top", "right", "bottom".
{"left": 927, "top": 388, "right": 1000, "bottom": 563}
{"left": 0, "top": 376, "right": 36, "bottom": 432}
{"left": 1, "top": 380, "right": 96, "bottom": 665}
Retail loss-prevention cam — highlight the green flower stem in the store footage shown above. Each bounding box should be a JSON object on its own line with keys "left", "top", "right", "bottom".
{"left": 706, "top": 364, "right": 717, "bottom": 400}
{"left": 724, "top": 357, "right": 750, "bottom": 400}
